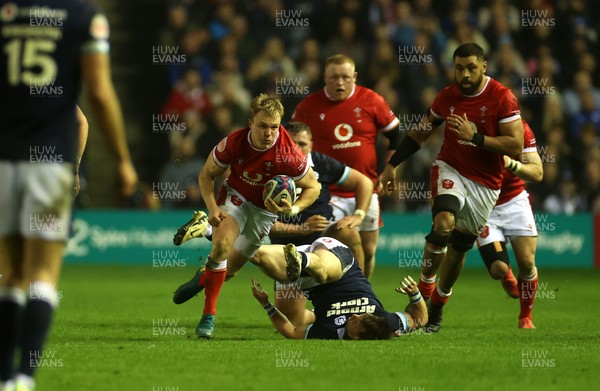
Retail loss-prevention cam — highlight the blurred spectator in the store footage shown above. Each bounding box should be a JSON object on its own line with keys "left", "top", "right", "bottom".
{"left": 324, "top": 16, "right": 367, "bottom": 71}
{"left": 159, "top": 132, "right": 205, "bottom": 209}
{"left": 571, "top": 91, "right": 600, "bottom": 138}
{"left": 562, "top": 70, "right": 600, "bottom": 117}
{"left": 161, "top": 68, "right": 213, "bottom": 121}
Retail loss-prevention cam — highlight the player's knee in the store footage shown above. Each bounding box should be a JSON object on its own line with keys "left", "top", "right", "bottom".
{"left": 489, "top": 261, "right": 509, "bottom": 280}
{"left": 210, "top": 238, "right": 231, "bottom": 261}
{"left": 479, "top": 242, "right": 509, "bottom": 278}
{"left": 450, "top": 229, "right": 478, "bottom": 253}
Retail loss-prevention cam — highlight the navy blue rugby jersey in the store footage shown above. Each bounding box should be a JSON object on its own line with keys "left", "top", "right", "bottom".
{"left": 270, "top": 151, "right": 349, "bottom": 245}
{"left": 0, "top": 0, "right": 109, "bottom": 163}
{"left": 305, "top": 262, "right": 408, "bottom": 339}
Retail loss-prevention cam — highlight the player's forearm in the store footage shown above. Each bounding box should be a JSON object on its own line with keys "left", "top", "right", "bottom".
{"left": 479, "top": 135, "right": 522, "bottom": 156}
{"left": 405, "top": 301, "right": 428, "bottom": 329}
{"left": 87, "top": 86, "right": 132, "bottom": 164}
{"left": 75, "top": 106, "right": 89, "bottom": 173}
{"left": 198, "top": 173, "right": 219, "bottom": 213}
{"left": 294, "top": 187, "right": 319, "bottom": 212}
{"left": 262, "top": 303, "right": 301, "bottom": 339}
{"left": 508, "top": 152, "right": 543, "bottom": 183}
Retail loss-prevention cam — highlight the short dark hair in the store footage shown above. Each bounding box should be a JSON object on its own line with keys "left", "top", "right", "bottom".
{"left": 286, "top": 121, "right": 312, "bottom": 139}
{"left": 453, "top": 43, "right": 485, "bottom": 61}
{"left": 357, "top": 314, "right": 394, "bottom": 340}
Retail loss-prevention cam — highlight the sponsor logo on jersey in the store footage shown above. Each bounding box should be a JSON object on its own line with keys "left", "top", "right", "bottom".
{"left": 242, "top": 171, "right": 262, "bottom": 185}
{"left": 319, "top": 113, "right": 325, "bottom": 121}
{"left": 334, "top": 316, "right": 346, "bottom": 326}
{"left": 333, "top": 123, "right": 353, "bottom": 142}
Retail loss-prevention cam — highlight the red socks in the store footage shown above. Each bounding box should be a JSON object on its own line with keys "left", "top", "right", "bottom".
{"left": 430, "top": 286, "right": 450, "bottom": 307}
{"left": 518, "top": 271, "right": 538, "bottom": 320}
{"left": 418, "top": 273, "right": 436, "bottom": 299}
{"left": 203, "top": 268, "right": 227, "bottom": 316}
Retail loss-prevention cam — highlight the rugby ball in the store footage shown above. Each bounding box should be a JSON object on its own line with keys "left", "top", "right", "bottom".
{"left": 263, "top": 175, "right": 297, "bottom": 206}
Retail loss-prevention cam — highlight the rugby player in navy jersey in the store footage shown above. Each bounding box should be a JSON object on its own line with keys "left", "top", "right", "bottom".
{"left": 269, "top": 121, "right": 373, "bottom": 326}
{"left": 250, "top": 237, "right": 427, "bottom": 340}
{"left": 0, "top": 1, "right": 137, "bottom": 390}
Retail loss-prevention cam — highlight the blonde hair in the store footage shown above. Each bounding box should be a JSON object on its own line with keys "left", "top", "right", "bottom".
{"left": 250, "top": 93, "right": 284, "bottom": 120}
{"left": 324, "top": 54, "right": 355, "bottom": 70}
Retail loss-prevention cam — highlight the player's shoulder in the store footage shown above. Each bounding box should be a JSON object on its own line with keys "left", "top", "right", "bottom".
{"left": 486, "top": 77, "right": 515, "bottom": 97}
{"left": 311, "top": 151, "right": 341, "bottom": 166}
{"left": 355, "top": 85, "right": 385, "bottom": 102}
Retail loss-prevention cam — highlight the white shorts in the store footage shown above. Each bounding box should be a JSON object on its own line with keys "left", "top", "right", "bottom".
{"left": 330, "top": 193, "right": 380, "bottom": 231}
{"left": 218, "top": 185, "right": 278, "bottom": 259}
{"left": 431, "top": 160, "right": 499, "bottom": 236}
{"left": 477, "top": 190, "right": 538, "bottom": 246}
{"left": 0, "top": 161, "right": 74, "bottom": 241}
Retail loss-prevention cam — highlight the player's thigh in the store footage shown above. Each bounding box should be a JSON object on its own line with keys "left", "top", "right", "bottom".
{"left": 22, "top": 238, "right": 65, "bottom": 284}
{"left": 455, "top": 180, "right": 499, "bottom": 236}
{"left": 0, "top": 161, "right": 20, "bottom": 237}
{"left": 312, "top": 248, "right": 343, "bottom": 277}
{"left": 21, "top": 163, "right": 74, "bottom": 241}
{"left": 0, "top": 235, "right": 24, "bottom": 287}
{"left": 233, "top": 203, "right": 277, "bottom": 260}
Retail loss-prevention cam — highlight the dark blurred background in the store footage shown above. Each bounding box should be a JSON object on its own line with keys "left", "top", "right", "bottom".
{"left": 77, "top": 0, "right": 600, "bottom": 215}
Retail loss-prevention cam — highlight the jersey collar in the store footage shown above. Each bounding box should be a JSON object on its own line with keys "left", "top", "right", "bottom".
{"left": 462, "top": 76, "right": 491, "bottom": 98}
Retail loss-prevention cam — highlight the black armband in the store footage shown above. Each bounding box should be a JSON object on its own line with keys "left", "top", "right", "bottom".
{"left": 388, "top": 136, "right": 421, "bottom": 167}
{"left": 431, "top": 116, "right": 444, "bottom": 127}
{"left": 472, "top": 133, "right": 485, "bottom": 147}
{"left": 382, "top": 128, "right": 401, "bottom": 150}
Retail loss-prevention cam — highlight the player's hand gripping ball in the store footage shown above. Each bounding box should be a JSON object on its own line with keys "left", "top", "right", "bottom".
{"left": 262, "top": 175, "right": 297, "bottom": 207}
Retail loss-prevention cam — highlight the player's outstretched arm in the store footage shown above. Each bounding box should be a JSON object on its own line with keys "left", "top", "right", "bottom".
{"left": 396, "top": 276, "right": 428, "bottom": 330}
{"left": 251, "top": 278, "right": 307, "bottom": 339}
{"left": 335, "top": 168, "right": 373, "bottom": 229}
{"left": 504, "top": 151, "right": 543, "bottom": 183}
{"left": 291, "top": 167, "right": 320, "bottom": 213}
{"left": 81, "top": 52, "right": 137, "bottom": 196}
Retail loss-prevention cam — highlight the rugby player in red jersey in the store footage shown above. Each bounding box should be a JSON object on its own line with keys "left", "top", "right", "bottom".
{"left": 292, "top": 54, "right": 401, "bottom": 278}
{"left": 477, "top": 120, "right": 543, "bottom": 329}
{"left": 381, "top": 43, "right": 524, "bottom": 332}
{"left": 171, "top": 94, "right": 319, "bottom": 338}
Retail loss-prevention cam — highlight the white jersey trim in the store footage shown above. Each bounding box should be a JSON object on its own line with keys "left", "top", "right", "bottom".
{"left": 463, "top": 76, "right": 491, "bottom": 98}
{"left": 499, "top": 114, "right": 522, "bottom": 124}
{"left": 380, "top": 117, "right": 400, "bottom": 132}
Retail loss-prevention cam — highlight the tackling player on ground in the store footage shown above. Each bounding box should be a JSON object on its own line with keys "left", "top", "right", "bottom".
{"left": 250, "top": 237, "right": 427, "bottom": 340}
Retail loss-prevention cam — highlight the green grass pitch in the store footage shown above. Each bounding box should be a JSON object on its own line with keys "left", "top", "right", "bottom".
{"left": 36, "top": 264, "right": 600, "bottom": 391}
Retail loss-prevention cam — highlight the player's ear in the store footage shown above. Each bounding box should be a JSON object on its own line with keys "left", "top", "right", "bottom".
{"left": 482, "top": 61, "right": 487, "bottom": 74}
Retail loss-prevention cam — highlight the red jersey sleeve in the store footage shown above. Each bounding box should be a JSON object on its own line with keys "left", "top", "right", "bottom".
{"left": 497, "top": 89, "right": 521, "bottom": 124}
{"left": 212, "top": 135, "right": 233, "bottom": 168}
{"left": 523, "top": 121, "right": 537, "bottom": 153}
{"left": 428, "top": 89, "right": 446, "bottom": 120}
{"left": 372, "top": 92, "right": 399, "bottom": 132}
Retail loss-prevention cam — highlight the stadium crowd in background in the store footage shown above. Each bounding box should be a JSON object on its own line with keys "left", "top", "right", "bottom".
{"left": 149, "top": 0, "right": 600, "bottom": 213}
